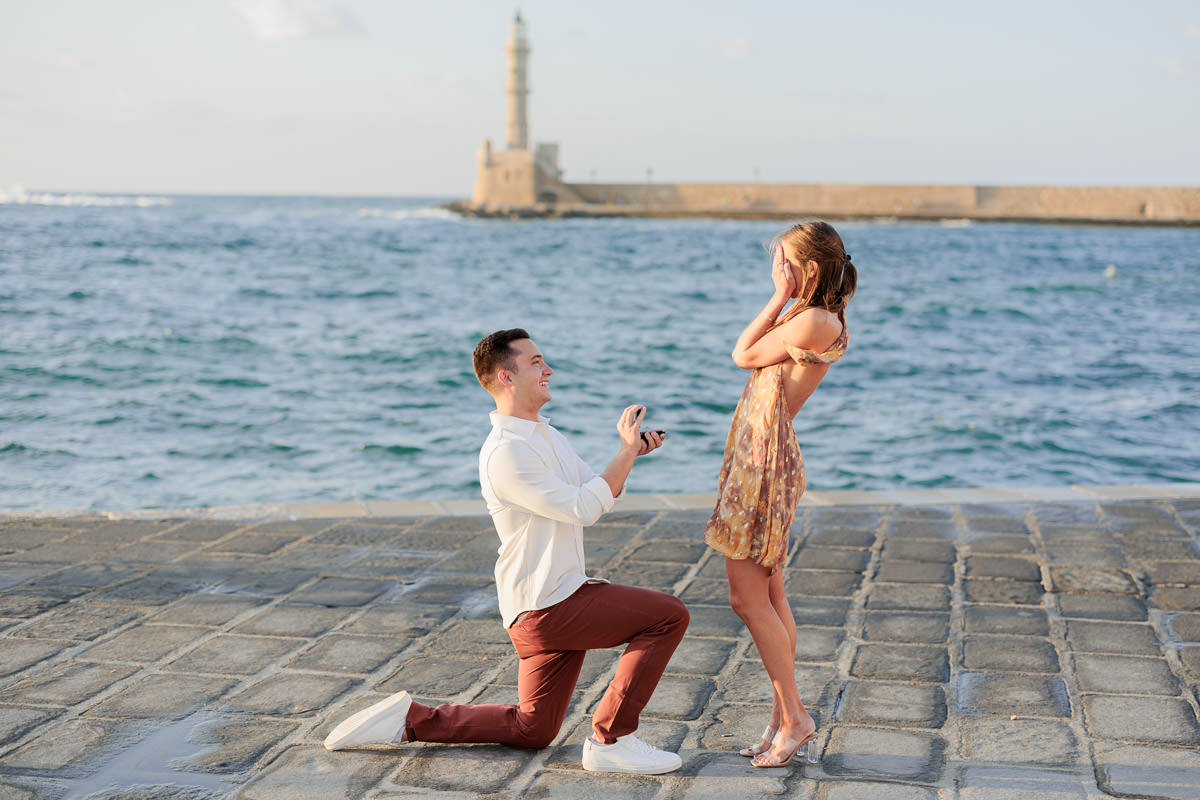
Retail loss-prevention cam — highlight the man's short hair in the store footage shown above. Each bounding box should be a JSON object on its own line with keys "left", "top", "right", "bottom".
{"left": 473, "top": 328, "right": 530, "bottom": 392}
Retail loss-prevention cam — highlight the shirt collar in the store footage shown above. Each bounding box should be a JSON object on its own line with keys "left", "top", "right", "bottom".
{"left": 490, "top": 411, "right": 550, "bottom": 437}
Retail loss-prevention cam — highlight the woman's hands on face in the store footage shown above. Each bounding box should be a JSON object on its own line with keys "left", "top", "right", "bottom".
{"left": 772, "top": 242, "right": 796, "bottom": 299}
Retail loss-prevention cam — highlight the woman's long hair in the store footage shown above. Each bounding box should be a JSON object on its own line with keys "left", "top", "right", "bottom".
{"left": 768, "top": 220, "right": 858, "bottom": 326}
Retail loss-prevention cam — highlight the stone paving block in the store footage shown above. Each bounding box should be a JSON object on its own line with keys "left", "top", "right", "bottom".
{"left": 150, "top": 596, "right": 270, "bottom": 627}
{"left": 1058, "top": 593, "right": 1147, "bottom": 621}
{"left": 881, "top": 539, "right": 956, "bottom": 563}
{"left": 967, "top": 535, "right": 1036, "bottom": 555}
{"left": 963, "top": 636, "right": 1060, "bottom": 673}
{"left": 391, "top": 576, "right": 494, "bottom": 607}
{"left": 787, "top": 597, "right": 852, "bottom": 628}
{"left": 1169, "top": 613, "right": 1200, "bottom": 642}
{"left": 835, "top": 681, "right": 946, "bottom": 728}
{"left": 232, "top": 604, "right": 355, "bottom": 638}
{"left": 1083, "top": 695, "right": 1200, "bottom": 745}
{"left": 18, "top": 540, "right": 126, "bottom": 563}
{"left": 874, "top": 561, "right": 954, "bottom": 585}
{"left": 167, "top": 635, "right": 302, "bottom": 675}
{"left": 626, "top": 541, "right": 708, "bottom": 563}
{"left": 86, "top": 674, "right": 238, "bottom": 720}
{"left": 12, "top": 604, "right": 142, "bottom": 641}
{"left": 1048, "top": 566, "right": 1139, "bottom": 594}
{"left": 805, "top": 529, "right": 877, "bottom": 549}
{"left": 335, "top": 552, "right": 443, "bottom": 579}
{"left": 1119, "top": 538, "right": 1199, "bottom": 561}
{"left": 793, "top": 547, "right": 871, "bottom": 572}
{"left": 963, "top": 579, "right": 1044, "bottom": 605}
{"left": 1044, "top": 545, "right": 1126, "bottom": 568}
{"left": 547, "top": 717, "right": 687, "bottom": 767}
{"left": 1038, "top": 525, "right": 1115, "bottom": 544}
{"left": 522, "top": 769, "right": 664, "bottom": 800}
{"left": 108, "top": 540, "right": 204, "bottom": 564}
{"left": 681, "top": 605, "right": 745, "bottom": 638}
{"left": 965, "top": 605, "right": 1050, "bottom": 636}
{"left": 27, "top": 564, "right": 143, "bottom": 590}
{"left": 1143, "top": 560, "right": 1200, "bottom": 587}
{"left": 285, "top": 634, "right": 400, "bottom": 674}
{"left": 963, "top": 514, "right": 1030, "bottom": 534}
{"left": 668, "top": 754, "right": 792, "bottom": 799}
{"left": 0, "top": 639, "right": 69, "bottom": 679}
{"left": 172, "top": 716, "right": 300, "bottom": 775}
{"left": 1074, "top": 653, "right": 1180, "bottom": 695}
{"left": 378, "top": 656, "right": 489, "bottom": 699}
{"left": 211, "top": 534, "right": 301, "bottom": 556}
{"left": 210, "top": 572, "right": 313, "bottom": 599}
{"left": 723, "top": 661, "right": 836, "bottom": 707}
{"left": 863, "top": 612, "right": 949, "bottom": 644}
{"left": 966, "top": 556, "right": 1041, "bottom": 582}
{"left": 82, "top": 624, "right": 210, "bottom": 663}
{"left": 156, "top": 522, "right": 242, "bottom": 542}
{"left": 1154, "top": 587, "right": 1200, "bottom": 611}
{"left": 1064, "top": 620, "right": 1161, "bottom": 655}
{"left": 679, "top": 576, "right": 726, "bottom": 604}
{"left": 1094, "top": 742, "right": 1200, "bottom": 800}
{"left": 865, "top": 582, "right": 950, "bottom": 612}
{"left": 0, "top": 707, "right": 58, "bottom": 747}
{"left": 98, "top": 576, "right": 212, "bottom": 606}
{"left": 956, "top": 673, "right": 1070, "bottom": 718}
{"left": 785, "top": 570, "right": 863, "bottom": 597}
{"left": 5, "top": 661, "right": 140, "bottom": 706}
{"left": 257, "top": 544, "right": 358, "bottom": 570}
{"left": 429, "top": 619, "right": 513, "bottom": 658}
{"left": 0, "top": 717, "right": 141, "bottom": 777}
{"left": 850, "top": 644, "right": 949, "bottom": 683}
{"left": 958, "top": 716, "right": 1080, "bottom": 765}
{"left": 235, "top": 745, "right": 393, "bottom": 800}
{"left": 225, "top": 674, "right": 358, "bottom": 717}
{"left": 697, "top": 702, "right": 823, "bottom": 754}
{"left": 249, "top": 519, "right": 338, "bottom": 535}
{"left": 667, "top": 636, "right": 736, "bottom": 675}
{"left": 633, "top": 675, "right": 715, "bottom": 721}
{"left": 288, "top": 577, "right": 393, "bottom": 607}
{"left": 307, "top": 523, "right": 406, "bottom": 546}
{"left": 0, "top": 590, "right": 82, "bottom": 618}
{"left": 956, "top": 765, "right": 1095, "bottom": 798}
{"left": 884, "top": 518, "right": 957, "bottom": 540}
{"left": 745, "top": 626, "right": 844, "bottom": 664}
{"left": 599, "top": 562, "right": 690, "bottom": 592}
{"left": 808, "top": 506, "right": 888, "bottom": 529}
{"left": 1031, "top": 503, "right": 1102, "bottom": 524}
{"left": 818, "top": 782, "right": 935, "bottom": 800}
{"left": 823, "top": 726, "right": 945, "bottom": 782}
{"left": 1180, "top": 647, "right": 1200, "bottom": 678}
{"left": 337, "top": 604, "right": 452, "bottom": 638}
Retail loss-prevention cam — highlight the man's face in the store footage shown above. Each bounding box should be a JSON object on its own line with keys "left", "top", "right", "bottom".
{"left": 504, "top": 338, "right": 553, "bottom": 406}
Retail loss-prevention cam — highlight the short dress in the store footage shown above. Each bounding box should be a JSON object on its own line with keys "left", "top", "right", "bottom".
{"left": 703, "top": 324, "right": 849, "bottom": 570}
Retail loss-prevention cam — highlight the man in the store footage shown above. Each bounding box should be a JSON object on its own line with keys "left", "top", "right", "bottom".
{"left": 324, "top": 328, "right": 689, "bottom": 774}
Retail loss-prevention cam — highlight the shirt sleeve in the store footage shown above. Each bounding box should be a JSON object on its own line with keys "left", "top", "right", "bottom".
{"left": 486, "top": 440, "right": 617, "bottom": 526}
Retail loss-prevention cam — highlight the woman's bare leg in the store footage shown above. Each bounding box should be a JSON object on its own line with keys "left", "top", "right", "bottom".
{"left": 726, "top": 557, "right": 814, "bottom": 761}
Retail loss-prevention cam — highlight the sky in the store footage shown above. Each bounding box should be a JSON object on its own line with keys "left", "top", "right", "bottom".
{"left": 2, "top": 0, "right": 1198, "bottom": 196}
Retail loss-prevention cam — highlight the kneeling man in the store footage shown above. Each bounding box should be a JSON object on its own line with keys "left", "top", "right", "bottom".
{"left": 325, "top": 328, "right": 688, "bottom": 774}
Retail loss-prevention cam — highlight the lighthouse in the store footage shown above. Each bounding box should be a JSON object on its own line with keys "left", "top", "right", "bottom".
{"left": 505, "top": 13, "right": 529, "bottom": 151}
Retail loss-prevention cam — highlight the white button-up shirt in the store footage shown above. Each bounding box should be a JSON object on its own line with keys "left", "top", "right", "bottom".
{"left": 479, "top": 412, "right": 619, "bottom": 627}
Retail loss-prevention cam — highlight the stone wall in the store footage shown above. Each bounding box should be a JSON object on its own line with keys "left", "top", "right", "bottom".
{"left": 480, "top": 183, "right": 1200, "bottom": 224}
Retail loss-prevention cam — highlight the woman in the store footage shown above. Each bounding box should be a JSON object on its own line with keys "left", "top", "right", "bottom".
{"left": 704, "top": 220, "right": 856, "bottom": 768}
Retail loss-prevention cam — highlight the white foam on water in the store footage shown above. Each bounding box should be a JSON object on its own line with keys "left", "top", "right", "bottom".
{"left": 0, "top": 186, "right": 172, "bottom": 207}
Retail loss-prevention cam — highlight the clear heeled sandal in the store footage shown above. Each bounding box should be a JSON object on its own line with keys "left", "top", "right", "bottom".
{"left": 751, "top": 730, "right": 819, "bottom": 768}
{"left": 738, "top": 726, "right": 777, "bottom": 758}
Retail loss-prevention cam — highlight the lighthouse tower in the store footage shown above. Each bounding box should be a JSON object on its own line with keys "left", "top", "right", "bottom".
{"left": 471, "top": 13, "right": 580, "bottom": 210}
{"left": 505, "top": 13, "right": 529, "bottom": 151}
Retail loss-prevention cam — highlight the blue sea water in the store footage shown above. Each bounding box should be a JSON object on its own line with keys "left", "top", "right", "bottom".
{"left": 1, "top": 193, "right": 1198, "bottom": 512}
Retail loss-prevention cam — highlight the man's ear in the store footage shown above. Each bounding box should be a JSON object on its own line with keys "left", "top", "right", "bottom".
{"left": 496, "top": 369, "right": 513, "bottom": 388}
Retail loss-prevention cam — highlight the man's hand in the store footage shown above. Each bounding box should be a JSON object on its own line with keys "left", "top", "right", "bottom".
{"left": 616, "top": 404, "right": 646, "bottom": 452}
{"left": 638, "top": 429, "right": 665, "bottom": 456}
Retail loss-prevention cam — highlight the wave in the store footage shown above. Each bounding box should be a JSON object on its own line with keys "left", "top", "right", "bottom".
{"left": 0, "top": 187, "right": 172, "bottom": 207}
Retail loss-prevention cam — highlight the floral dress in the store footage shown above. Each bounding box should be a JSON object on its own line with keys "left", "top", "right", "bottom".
{"left": 703, "top": 324, "right": 849, "bottom": 570}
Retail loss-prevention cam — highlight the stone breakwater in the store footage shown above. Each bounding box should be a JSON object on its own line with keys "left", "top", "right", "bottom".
{"left": 452, "top": 183, "right": 1200, "bottom": 225}
{"left": 1, "top": 484, "right": 1199, "bottom": 799}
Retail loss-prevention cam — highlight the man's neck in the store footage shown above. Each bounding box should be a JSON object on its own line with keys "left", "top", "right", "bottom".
{"left": 494, "top": 398, "right": 542, "bottom": 422}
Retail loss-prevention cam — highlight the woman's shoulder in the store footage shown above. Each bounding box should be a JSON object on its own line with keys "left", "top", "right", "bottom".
{"left": 781, "top": 306, "right": 842, "bottom": 350}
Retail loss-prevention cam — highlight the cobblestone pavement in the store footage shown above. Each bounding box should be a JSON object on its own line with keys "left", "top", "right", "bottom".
{"left": 2, "top": 488, "right": 1199, "bottom": 799}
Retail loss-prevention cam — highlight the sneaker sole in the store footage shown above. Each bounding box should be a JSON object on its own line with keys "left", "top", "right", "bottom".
{"left": 324, "top": 690, "right": 411, "bottom": 751}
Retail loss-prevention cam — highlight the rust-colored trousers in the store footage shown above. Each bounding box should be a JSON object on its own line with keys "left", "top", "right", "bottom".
{"left": 404, "top": 582, "right": 689, "bottom": 748}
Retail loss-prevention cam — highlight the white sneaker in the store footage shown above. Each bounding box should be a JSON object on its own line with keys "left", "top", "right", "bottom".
{"left": 324, "top": 690, "right": 412, "bottom": 751}
{"left": 582, "top": 734, "right": 683, "bottom": 774}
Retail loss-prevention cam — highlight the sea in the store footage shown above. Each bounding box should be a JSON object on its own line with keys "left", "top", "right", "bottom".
{"left": 2, "top": 192, "right": 1198, "bottom": 513}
